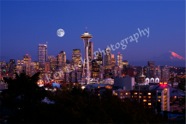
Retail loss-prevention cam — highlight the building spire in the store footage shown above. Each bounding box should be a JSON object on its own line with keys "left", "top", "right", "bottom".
{"left": 85, "top": 26, "right": 88, "bottom": 32}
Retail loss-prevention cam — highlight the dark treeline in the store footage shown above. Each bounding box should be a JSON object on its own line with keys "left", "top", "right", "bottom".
{"left": 0, "top": 73, "right": 167, "bottom": 124}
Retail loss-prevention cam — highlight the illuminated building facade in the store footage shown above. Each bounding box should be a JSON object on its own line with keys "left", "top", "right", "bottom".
{"left": 146, "top": 61, "right": 156, "bottom": 78}
{"left": 30, "top": 61, "right": 39, "bottom": 75}
{"left": 38, "top": 44, "right": 48, "bottom": 70}
{"left": 113, "top": 89, "right": 156, "bottom": 109}
{"left": 117, "top": 53, "right": 123, "bottom": 69}
{"left": 48, "top": 56, "right": 57, "bottom": 72}
{"left": 16, "top": 60, "right": 24, "bottom": 74}
{"left": 23, "top": 54, "right": 31, "bottom": 76}
{"left": 104, "top": 48, "right": 112, "bottom": 68}
{"left": 57, "top": 51, "right": 66, "bottom": 69}
{"left": 156, "top": 82, "right": 170, "bottom": 112}
{"left": 111, "top": 54, "right": 116, "bottom": 67}
{"left": 72, "top": 49, "right": 82, "bottom": 69}
{"left": 91, "top": 60, "right": 100, "bottom": 78}
{"left": 7, "top": 59, "right": 16, "bottom": 77}
{"left": 95, "top": 52, "right": 103, "bottom": 65}
{"left": 161, "top": 66, "right": 170, "bottom": 82}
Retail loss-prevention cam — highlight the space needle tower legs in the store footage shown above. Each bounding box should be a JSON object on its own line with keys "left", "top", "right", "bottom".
{"left": 81, "top": 31, "right": 92, "bottom": 84}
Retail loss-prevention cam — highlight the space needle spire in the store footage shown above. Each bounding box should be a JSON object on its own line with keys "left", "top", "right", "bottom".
{"left": 81, "top": 31, "right": 92, "bottom": 84}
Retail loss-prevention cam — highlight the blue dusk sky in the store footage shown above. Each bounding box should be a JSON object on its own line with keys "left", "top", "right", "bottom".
{"left": 1, "top": 0, "right": 185, "bottom": 66}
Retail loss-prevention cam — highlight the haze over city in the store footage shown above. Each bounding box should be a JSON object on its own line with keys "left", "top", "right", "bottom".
{"left": 1, "top": 0, "right": 185, "bottom": 66}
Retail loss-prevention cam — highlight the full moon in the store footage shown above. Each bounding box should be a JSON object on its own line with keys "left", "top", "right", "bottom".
{"left": 57, "top": 28, "right": 65, "bottom": 37}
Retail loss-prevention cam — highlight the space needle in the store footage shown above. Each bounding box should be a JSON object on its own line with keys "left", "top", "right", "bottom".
{"left": 81, "top": 31, "right": 92, "bottom": 84}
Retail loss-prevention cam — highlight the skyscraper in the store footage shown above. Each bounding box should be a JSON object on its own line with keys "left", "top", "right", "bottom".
{"left": 146, "top": 61, "right": 155, "bottom": 78}
{"left": 161, "top": 66, "right": 170, "bottom": 82}
{"left": 48, "top": 56, "right": 57, "bottom": 71}
{"left": 8, "top": 59, "right": 16, "bottom": 75}
{"left": 95, "top": 52, "right": 103, "bottom": 65}
{"left": 38, "top": 44, "right": 47, "bottom": 69}
{"left": 16, "top": 60, "right": 24, "bottom": 74}
{"left": 57, "top": 51, "right": 66, "bottom": 69}
{"left": 23, "top": 54, "right": 31, "bottom": 76}
{"left": 72, "top": 49, "right": 82, "bottom": 69}
{"left": 104, "top": 48, "right": 112, "bottom": 68}
{"left": 117, "top": 53, "right": 123, "bottom": 69}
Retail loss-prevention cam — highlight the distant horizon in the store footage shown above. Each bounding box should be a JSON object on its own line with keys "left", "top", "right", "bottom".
{"left": 0, "top": 48, "right": 185, "bottom": 67}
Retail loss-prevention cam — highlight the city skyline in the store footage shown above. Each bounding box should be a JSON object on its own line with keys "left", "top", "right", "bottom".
{"left": 1, "top": 0, "right": 185, "bottom": 66}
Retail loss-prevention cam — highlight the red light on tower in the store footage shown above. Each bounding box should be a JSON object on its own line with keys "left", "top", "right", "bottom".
{"left": 159, "top": 82, "right": 168, "bottom": 87}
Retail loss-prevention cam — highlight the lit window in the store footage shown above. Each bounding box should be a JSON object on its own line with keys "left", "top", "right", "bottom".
{"left": 148, "top": 96, "right": 151, "bottom": 98}
{"left": 164, "top": 82, "right": 167, "bottom": 85}
{"left": 143, "top": 99, "right": 147, "bottom": 102}
{"left": 134, "top": 92, "right": 138, "bottom": 95}
{"left": 113, "top": 92, "right": 118, "bottom": 96}
{"left": 125, "top": 92, "right": 128, "bottom": 95}
{"left": 148, "top": 103, "right": 151, "bottom": 106}
{"left": 148, "top": 92, "right": 151, "bottom": 95}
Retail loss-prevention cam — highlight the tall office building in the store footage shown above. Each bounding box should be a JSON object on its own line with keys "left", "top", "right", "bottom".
{"left": 72, "top": 49, "right": 82, "bottom": 69}
{"left": 161, "top": 66, "right": 170, "bottom": 82}
{"left": 95, "top": 52, "right": 103, "bottom": 65}
{"left": 91, "top": 59, "right": 100, "bottom": 78}
{"left": 38, "top": 44, "right": 47, "bottom": 69}
{"left": 111, "top": 54, "right": 116, "bottom": 67}
{"left": 117, "top": 53, "right": 123, "bottom": 69}
{"left": 30, "top": 61, "right": 39, "bottom": 75}
{"left": 57, "top": 51, "right": 66, "bottom": 69}
{"left": 23, "top": 54, "right": 31, "bottom": 76}
{"left": 155, "top": 66, "right": 161, "bottom": 78}
{"left": 16, "top": 60, "right": 24, "bottom": 74}
{"left": 48, "top": 56, "right": 57, "bottom": 71}
{"left": 104, "top": 48, "right": 112, "bottom": 68}
{"left": 8, "top": 59, "right": 16, "bottom": 75}
{"left": 146, "top": 61, "right": 156, "bottom": 78}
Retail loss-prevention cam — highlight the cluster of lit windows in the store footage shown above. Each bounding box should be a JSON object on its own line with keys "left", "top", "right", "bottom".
{"left": 148, "top": 103, "right": 151, "bottom": 106}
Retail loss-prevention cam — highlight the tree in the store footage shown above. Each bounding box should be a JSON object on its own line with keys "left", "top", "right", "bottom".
{"left": 1, "top": 72, "right": 46, "bottom": 123}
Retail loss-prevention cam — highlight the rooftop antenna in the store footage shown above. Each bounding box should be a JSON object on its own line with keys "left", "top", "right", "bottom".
{"left": 85, "top": 26, "right": 88, "bottom": 32}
